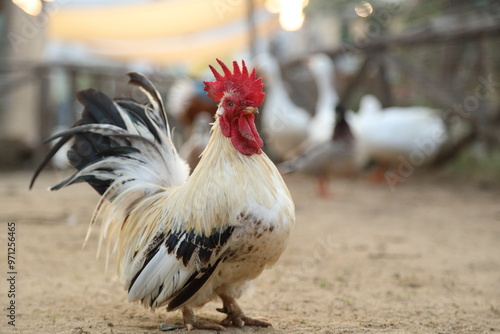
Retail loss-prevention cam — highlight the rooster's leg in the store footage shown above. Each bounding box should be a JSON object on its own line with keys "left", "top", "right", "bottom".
{"left": 217, "top": 294, "right": 271, "bottom": 328}
{"left": 181, "top": 307, "right": 225, "bottom": 331}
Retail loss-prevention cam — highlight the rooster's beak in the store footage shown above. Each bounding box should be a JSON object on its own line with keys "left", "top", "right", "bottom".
{"left": 244, "top": 107, "right": 259, "bottom": 114}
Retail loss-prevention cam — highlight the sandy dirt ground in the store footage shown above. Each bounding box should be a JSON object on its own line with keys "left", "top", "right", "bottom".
{"left": 0, "top": 170, "right": 499, "bottom": 334}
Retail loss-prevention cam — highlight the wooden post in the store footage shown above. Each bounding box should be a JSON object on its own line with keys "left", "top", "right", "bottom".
{"left": 68, "top": 67, "right": 79, "bottom": 123}
{"left": 375, "top": 51, "right": 393, "bottom": 108}
{"left": 339, "top": 55, "right": 372, "bottom": 106}
{"left": 35, "top": 65, "right": 51, "bottom": 163}
{"left": 383, "top": 53, "right": 464, "bottom": 118}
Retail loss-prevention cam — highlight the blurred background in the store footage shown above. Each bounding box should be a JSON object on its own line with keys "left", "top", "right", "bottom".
{"left": 1, "top": 0, "right": 499, "bottom": 181}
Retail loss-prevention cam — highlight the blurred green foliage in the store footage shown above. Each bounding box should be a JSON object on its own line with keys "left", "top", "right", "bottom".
{"left": 448, "top": 146, "right": 500, "bottom": 179}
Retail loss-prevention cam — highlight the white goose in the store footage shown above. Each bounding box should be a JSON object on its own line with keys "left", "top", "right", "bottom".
{"left": 349, "top": 95, "right": 448, "bottom": 181}
{"left": 302, "top": 53, "right": 340, "bottom": 148}
{"left": 254, "top": 53, "right": 311, "bottom": 160}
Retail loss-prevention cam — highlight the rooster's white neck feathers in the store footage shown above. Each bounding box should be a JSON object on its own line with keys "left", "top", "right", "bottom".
{"left": 176, "top": 117, "right": 293, "bottom": 233}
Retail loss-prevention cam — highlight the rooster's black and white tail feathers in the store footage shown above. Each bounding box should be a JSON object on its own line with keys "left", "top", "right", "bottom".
{"left": 30, "top": 72, "right": 189, "bottom": 199}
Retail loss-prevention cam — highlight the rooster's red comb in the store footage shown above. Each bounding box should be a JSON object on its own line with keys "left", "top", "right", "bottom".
{"left": 203, "top": 59, "right": 264, "bottom": 107}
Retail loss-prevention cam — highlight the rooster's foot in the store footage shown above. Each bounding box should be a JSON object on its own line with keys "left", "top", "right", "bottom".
{"left": 182, "top": 308, "right": 226, "bottom": 331}
{"left": 217, "top": 295, "right": 271, "bottom": 328}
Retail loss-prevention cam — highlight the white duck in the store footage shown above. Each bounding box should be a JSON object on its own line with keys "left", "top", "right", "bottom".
{"left": 302, "top": 53, "right": 340, "bottom": 148}
{"left": 349, "top": 95, "right": 448, "bottom": 182}
{"left": 254, "top": 53, "right": 311, "bottom": 160}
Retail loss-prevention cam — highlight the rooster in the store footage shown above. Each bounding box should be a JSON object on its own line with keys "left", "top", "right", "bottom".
{"left": 30, "top": 60, "right": 295, "bottom": 330}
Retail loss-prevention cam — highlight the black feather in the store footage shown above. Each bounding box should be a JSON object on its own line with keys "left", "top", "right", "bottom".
{"left": 167, "top": 227, "right": 234, "bottom": 266}
{"left": 30, "top": 73, "right": 170, "bottom": 195}
{"left": 98, "top": 146, "right": 141, "bottom": 157}
{"left": 176, "top": 231, "right": 197, "bottom": 266}
{"left": 50, "top": 174, "right": 110, "bottom": 192}
{"left": 127, "top": 226, "right": 233, "bottom": 309}
{"left": 29, "top": 134, "right": 72, "bottom": 189}
{"left": 166, "top": 233, "right": 179, "bottom": 254}
{"left": 127, "top": 72, "right": 169, "bottom": 130}
{"left": 70, "top": 89, "right": 126, "bottom": 178}
{"left": 77, "top": 89, "right": 127, "bottom": 129}
{"left": 197, "top": 247, "right": 212, "bottom": 264}
{"left": 166, "top": 257, "right": 223, "bottom": 311}
{"left": 128, "top": 232, "right": 166, "bottom": 293}
{"left": 115, "top": 99, "right": 163, "bottom": 144}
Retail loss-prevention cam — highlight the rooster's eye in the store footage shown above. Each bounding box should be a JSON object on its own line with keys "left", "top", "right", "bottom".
{"left": 227, "top": 101, "right": 234, "bottom": 107}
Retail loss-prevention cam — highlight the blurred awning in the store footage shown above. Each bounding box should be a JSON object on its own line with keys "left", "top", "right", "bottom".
{"left": 47, "top": 0, "right": 278, "bottom": 65}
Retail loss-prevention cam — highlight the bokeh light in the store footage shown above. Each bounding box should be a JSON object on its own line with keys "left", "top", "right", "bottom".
{"left": 266, "top": 0, "right": 309, "bottom": 31}
{"left": 12, "top": 0, "right": 43, "bottom": 16}
{"left": 355, "top": 1, "right": 374, "bottom": 18}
